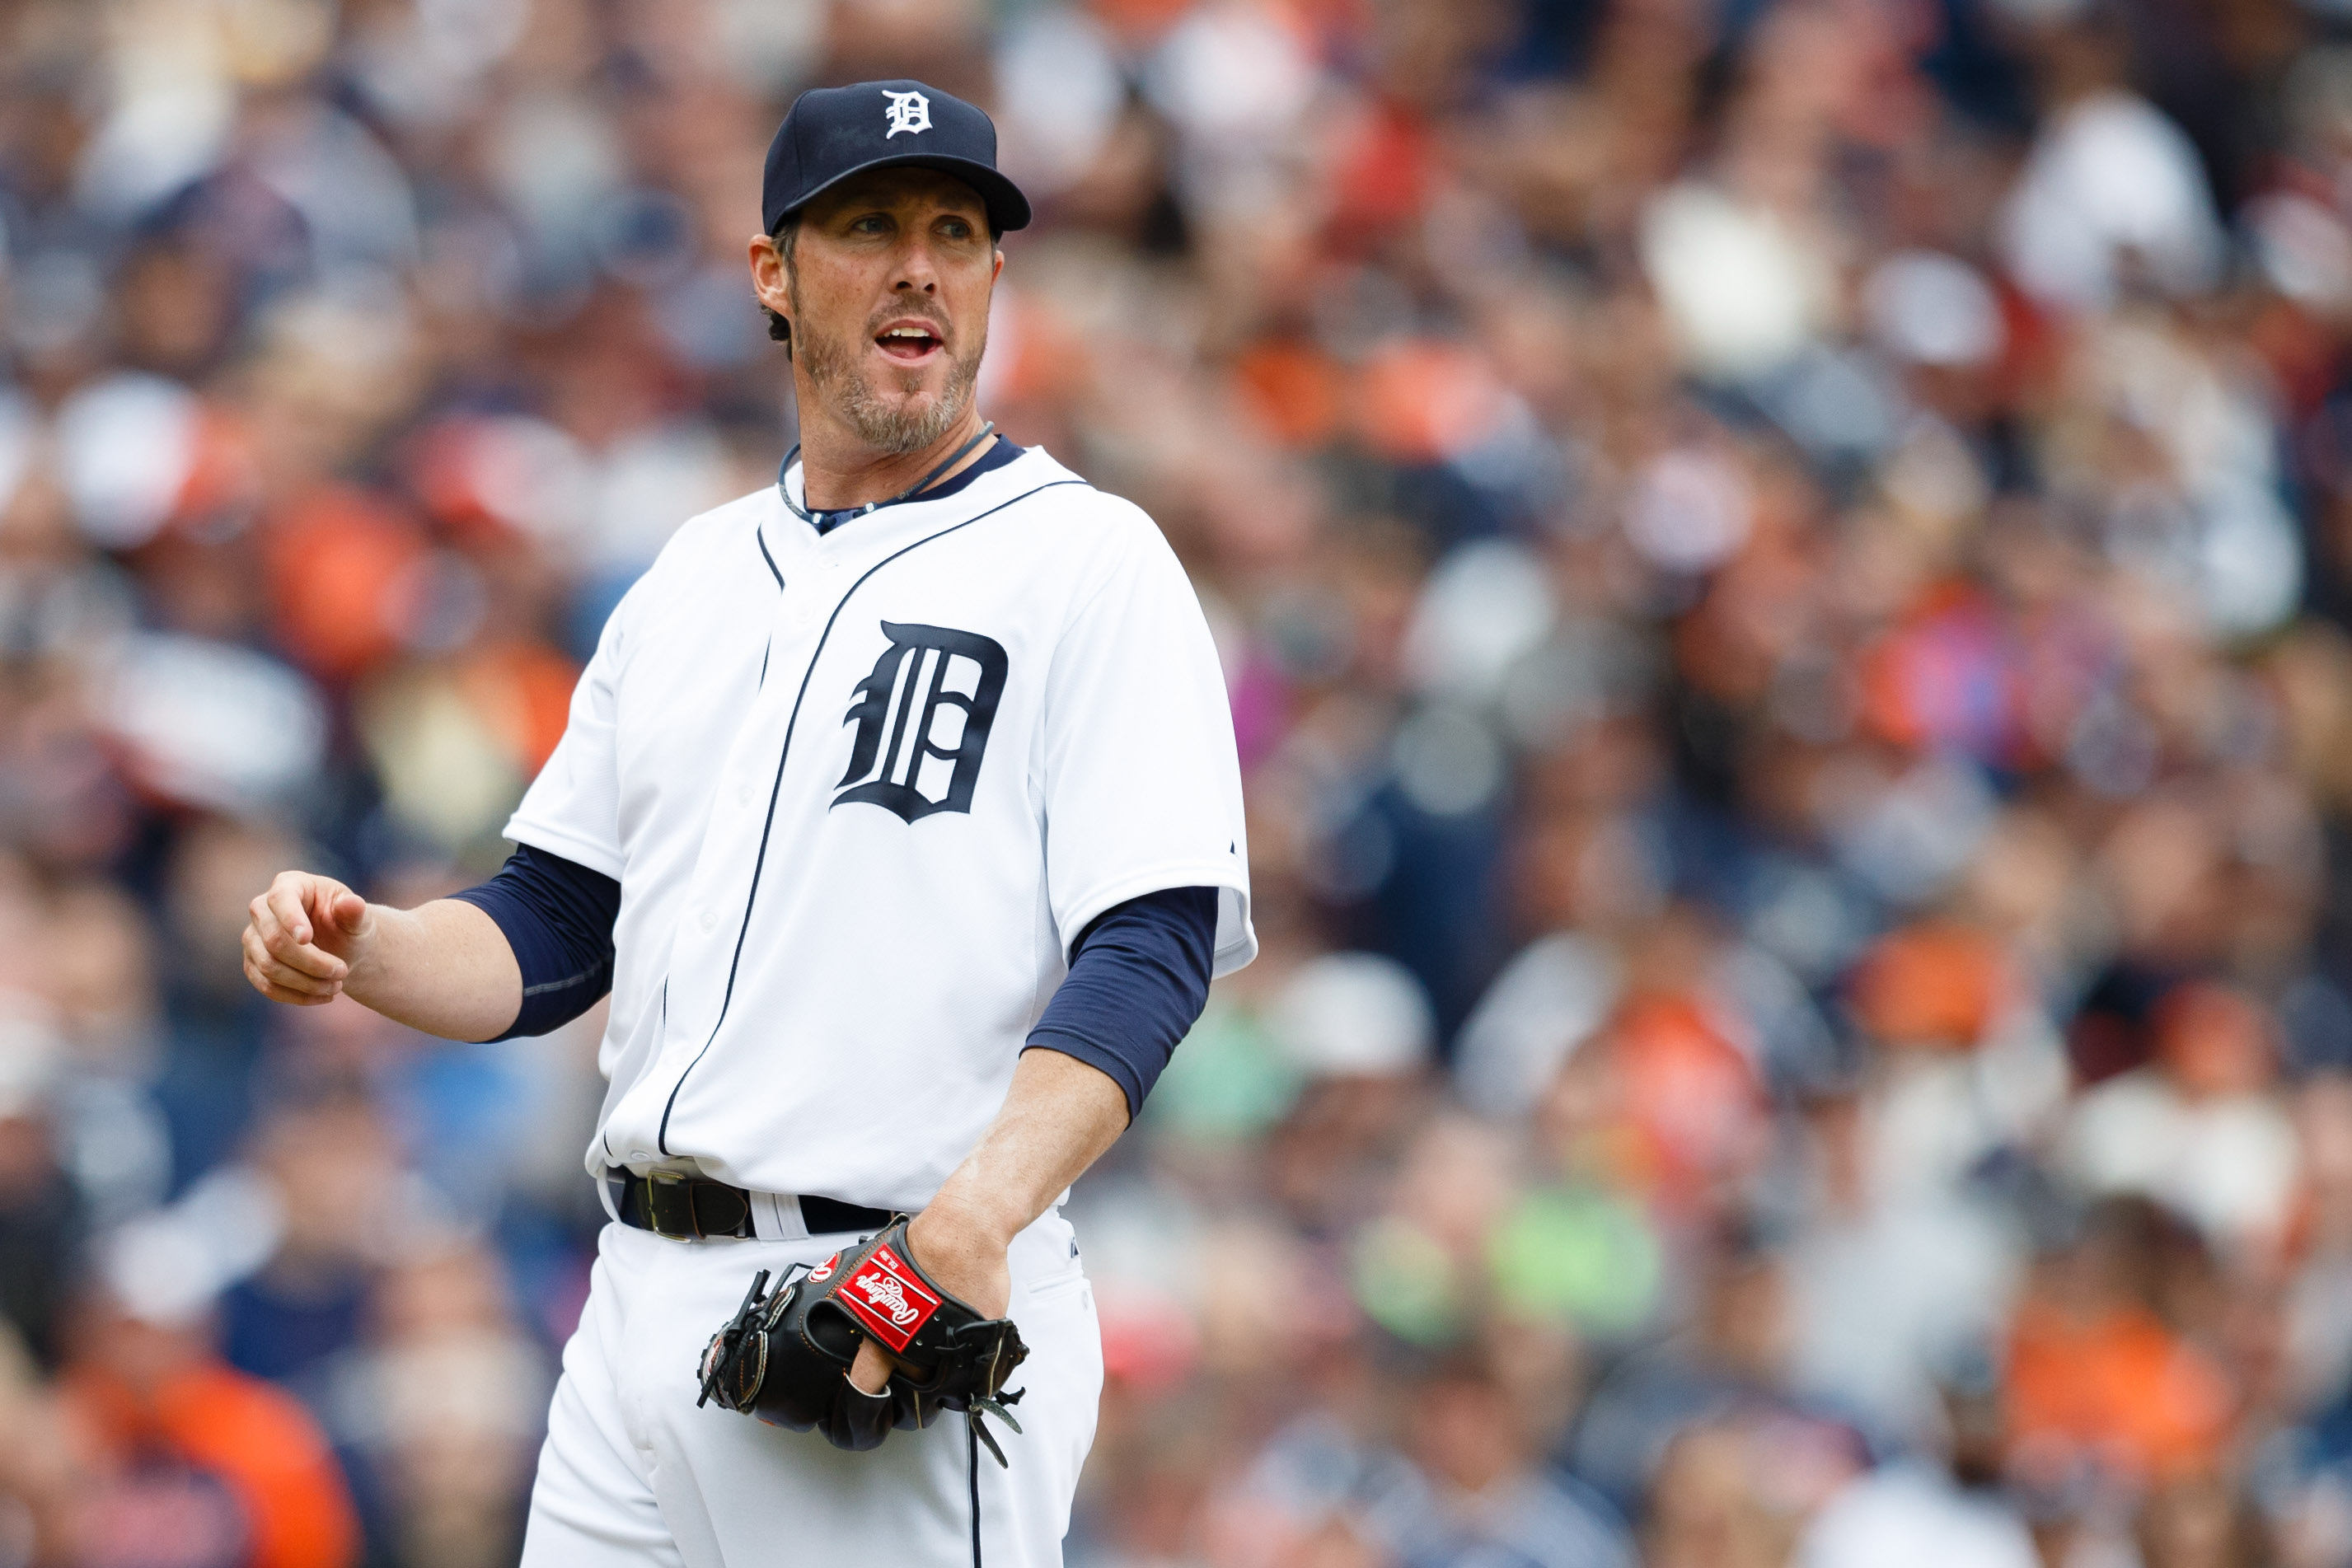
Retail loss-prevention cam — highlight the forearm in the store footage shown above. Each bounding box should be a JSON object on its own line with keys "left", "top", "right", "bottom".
{"left": 846, "top": 1023, "right": 1132, "bottom": 1391}
{"left": 927, "top": 1048, "right": 1128, "bottom": 1245}
{"left": 850, "top": 891, "right": 1213, "bottom": 1387}
{"left": 344, "top": 899, "right": 522, "bottom": 1042}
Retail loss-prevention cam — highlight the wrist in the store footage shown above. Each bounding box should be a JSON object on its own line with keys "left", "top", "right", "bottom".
{"left": 915, "top": 1190, "right": 1024, "bottom": 1252}
{"left": 336, "top": 905, "right": 387, "bottom": 995}
{"left": 905, "top": 1196, "right": 1018, "bottom": 1319}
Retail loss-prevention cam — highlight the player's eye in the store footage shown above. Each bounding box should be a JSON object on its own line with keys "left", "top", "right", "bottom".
{"left": 851, "top": 214, "right": 892, "bottom": 235}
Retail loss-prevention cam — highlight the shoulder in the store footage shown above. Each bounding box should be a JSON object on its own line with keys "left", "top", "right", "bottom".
{"left": 996, "top": 452, "right": 1155, "bottom": 536}
{"left": 989, "top": 452, "right": 1185, "bottom": 590}
{"left": 643, "top": 486, "right": 776, "bottom": 582}
{"left": 602, "top": 488, "right": 776, "bottom": 633}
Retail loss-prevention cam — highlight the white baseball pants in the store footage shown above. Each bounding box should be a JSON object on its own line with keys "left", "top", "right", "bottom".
{"left": 519, "top": 1210, "right": 1102, "bottom": 1567}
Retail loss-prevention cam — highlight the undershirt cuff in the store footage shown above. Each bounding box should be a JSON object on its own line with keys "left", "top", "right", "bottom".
{"left": 447, "top": 843, "right": 622, "bottom": 1041}
{"left": 1021, "top": 884, "right": 1217, "bottom": 1121}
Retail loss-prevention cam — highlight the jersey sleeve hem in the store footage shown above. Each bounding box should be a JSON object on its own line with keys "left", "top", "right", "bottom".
{"left": 1020, "top": 1034, "right": 1146, "bottom": 1122}
{"left": 500, "top": 818, "right": 625, "bottom": 882}
{"left": 1057, "top": 861, "right": 1255, "bottom": 977}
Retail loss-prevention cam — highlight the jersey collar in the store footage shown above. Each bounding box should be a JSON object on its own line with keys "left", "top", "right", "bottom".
{"left": 761, "top": 444, "right": 1067, "bottom": 568}
{"left": 776, "top": 433, "right": 1027, "bottom": 536}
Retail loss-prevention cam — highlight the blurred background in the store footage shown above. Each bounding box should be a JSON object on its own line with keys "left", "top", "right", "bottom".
{"left": 5, "top": 0, "right": 2352, "bottom": 1566}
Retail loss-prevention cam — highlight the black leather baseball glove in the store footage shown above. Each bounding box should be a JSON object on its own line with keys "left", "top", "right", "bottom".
{"left": 698, "top": 1218, "right": 1029, "bottom": 1465}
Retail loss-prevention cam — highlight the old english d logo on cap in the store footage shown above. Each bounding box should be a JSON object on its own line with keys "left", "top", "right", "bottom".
{"left": 882, "top": 89, "right": 930, "bottom": 138}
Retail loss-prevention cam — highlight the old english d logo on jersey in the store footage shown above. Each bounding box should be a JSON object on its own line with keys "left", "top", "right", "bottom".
{"left": 835, "top": 620, "right": 1008, "bottom": 822}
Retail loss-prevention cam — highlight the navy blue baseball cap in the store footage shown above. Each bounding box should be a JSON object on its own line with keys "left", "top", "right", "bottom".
{"left": 761, "top": 80, "right": 1032, "bottom": 237}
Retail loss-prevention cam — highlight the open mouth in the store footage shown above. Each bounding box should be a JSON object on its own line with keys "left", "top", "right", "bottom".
{"left": 874, "top": 322, "right": 944, "bottom": 362}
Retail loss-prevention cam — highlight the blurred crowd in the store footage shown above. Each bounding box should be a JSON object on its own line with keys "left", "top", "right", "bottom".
{"left": 5, "top": 0, "right": 2352, "bottom": 1565}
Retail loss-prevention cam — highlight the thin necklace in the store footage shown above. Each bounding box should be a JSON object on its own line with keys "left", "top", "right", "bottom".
{"left": 777, "top": 422, "right": 998, "bottom": 527}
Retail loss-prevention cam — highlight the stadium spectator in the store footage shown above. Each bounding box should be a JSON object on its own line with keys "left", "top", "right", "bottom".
{"left": 5, "top": 0, "right": 2352, "bottom": 1561}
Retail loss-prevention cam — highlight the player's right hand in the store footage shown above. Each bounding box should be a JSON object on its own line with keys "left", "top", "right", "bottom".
{"left": 243, "top": 870, "right": 373, "bottom": 1007}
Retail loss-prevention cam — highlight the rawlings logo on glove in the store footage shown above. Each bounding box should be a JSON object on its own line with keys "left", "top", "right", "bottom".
{"left": 840, "top": 1245, "right": 939, "bottom": 1346}
{"left": 697, "top": 1218, "right": 1029, "bottom": 1465}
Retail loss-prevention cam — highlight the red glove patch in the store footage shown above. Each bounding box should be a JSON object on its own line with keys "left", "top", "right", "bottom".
{"left": 836, "top": 1243, "right": 943, "bottom": 1352}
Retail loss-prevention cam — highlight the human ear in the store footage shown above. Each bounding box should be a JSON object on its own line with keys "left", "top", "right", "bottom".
{"left": 748, "top": 235, "right": 794, "bottom": 318}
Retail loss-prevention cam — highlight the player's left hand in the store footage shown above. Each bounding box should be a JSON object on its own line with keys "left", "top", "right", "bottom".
{"left": 846, "top": 1201, "right": 1011, "bottom": 1393}
{"left": 703, "top": 1212, "right": 1031, "bottom": 1462}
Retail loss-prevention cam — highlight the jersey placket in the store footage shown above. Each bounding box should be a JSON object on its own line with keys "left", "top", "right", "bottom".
{"left": 623, "top": 513, "right": 858, "bottom": 1161}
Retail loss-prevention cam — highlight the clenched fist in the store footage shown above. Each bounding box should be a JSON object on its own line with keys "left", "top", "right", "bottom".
{"left": 236, "top": 872, "right": 522, "bottom": 1041}
{"left": 242, "top": 870, "right": 374, "bottom": 1007}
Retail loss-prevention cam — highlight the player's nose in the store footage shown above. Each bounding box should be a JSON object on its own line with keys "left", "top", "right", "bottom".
{"left": 890, "top": 239, "right": 942, "bottom": 295}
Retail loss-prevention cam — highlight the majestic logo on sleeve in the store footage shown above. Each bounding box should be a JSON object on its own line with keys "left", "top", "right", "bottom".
{"left": 881, "top": 90, "right": 930, "bottom": 138}
{"left": 835, "top": 621, "right": 1008, "bottom": 822}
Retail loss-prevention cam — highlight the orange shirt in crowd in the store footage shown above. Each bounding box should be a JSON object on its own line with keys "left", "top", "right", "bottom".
{"left": 2005, "top": 1299, "right": 2234, "bottom": 1482}
{"left": 61, "top": 1360, "right": 359, "bottom": 1568}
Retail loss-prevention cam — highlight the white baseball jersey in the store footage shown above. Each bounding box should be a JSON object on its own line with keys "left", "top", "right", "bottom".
{"left": 504, "top": 445, "right": 1255, "bottom": 1209}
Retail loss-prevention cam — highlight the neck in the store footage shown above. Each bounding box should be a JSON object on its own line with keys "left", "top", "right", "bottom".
{"left": 793, "top": 393, "right": 992, "bottom": 513}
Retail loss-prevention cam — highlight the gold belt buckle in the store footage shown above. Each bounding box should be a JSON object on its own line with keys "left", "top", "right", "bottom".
{"left": 643, "top": 1171, "right": 702, "bottom": 1241}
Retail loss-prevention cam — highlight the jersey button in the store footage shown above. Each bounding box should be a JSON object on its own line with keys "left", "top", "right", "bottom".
{"left": 699, "top": 906, "right": 719, "bottom": 931}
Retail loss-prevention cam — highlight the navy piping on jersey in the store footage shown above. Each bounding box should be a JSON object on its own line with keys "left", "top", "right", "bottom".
{"left": 785, "top": 438, "right": 1026, "bottom": 536}
{"left": 969, "top": 1422, "right": 984, "bottom": 1567}
{"left": 656, "top": 476, "right": 1088, "bottom": 1154}
{"left": 781, "top": 423, "right": 1000, "bottom": 532}
{"left": 755, "top": 532, "right": 784, "bottom": 686}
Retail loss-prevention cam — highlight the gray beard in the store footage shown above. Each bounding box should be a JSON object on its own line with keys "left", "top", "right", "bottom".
{"left": 794, "top": 291, "right": 985, "bottom": 456}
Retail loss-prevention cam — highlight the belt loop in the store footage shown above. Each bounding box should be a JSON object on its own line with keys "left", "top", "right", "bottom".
{"left": 750, "top": 1191, "right": 803, "bottom": 1242}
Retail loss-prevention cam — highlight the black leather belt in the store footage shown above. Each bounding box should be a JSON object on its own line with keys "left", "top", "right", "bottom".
{"left": 606, "top": 1168, "right": 893, "bottom": 1242}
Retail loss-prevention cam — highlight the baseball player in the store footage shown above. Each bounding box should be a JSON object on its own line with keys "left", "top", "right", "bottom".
{"left": 239, "top": 80, "right": 1253, "bottom": 1566}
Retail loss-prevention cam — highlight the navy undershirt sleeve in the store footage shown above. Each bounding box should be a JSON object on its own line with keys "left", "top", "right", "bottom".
{"left": 447, "top": 843, "right": 621, "bottom": 1041}
{"left": 1024, "top": 885, "right": 1218, "bottom": 1121}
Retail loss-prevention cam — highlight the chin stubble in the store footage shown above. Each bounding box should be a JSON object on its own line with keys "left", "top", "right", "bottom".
{"left": 793, "top": 282, "right": 986, "bottom": 456}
